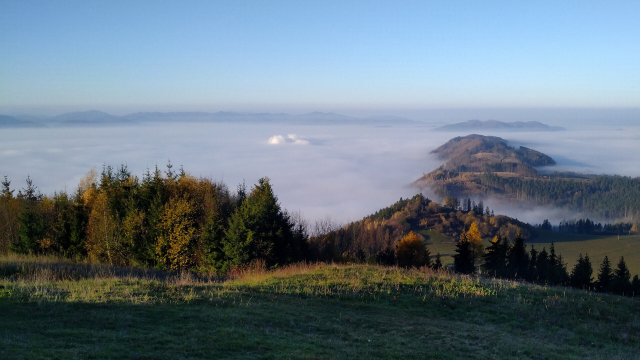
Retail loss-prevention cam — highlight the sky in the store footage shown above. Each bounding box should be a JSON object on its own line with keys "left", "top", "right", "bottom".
{"left": 1, "top": 1, "right": 639, "bottom": 115}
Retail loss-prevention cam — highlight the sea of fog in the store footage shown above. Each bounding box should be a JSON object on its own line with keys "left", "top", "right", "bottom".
{"left": 1, "top": 122, "right": 639, "bottom": 225}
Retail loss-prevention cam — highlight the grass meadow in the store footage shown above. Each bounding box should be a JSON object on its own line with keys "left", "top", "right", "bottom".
{"left": 422, "top": 229, "right": 640, "bottom": 277}
{"left": 1, "top": 254, "right": 639, "bottom": 359}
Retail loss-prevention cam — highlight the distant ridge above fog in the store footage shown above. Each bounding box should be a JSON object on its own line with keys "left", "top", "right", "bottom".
{"left": 434, "top": 120, "right": 565, "bottom": 132}
{"left": 0, "top": 110, "right": 420, "bottom": 127}
{"left": 0, "top": 114, "right": 45, "bottom": 128}
{"left": 122, "top": 111, "right": 419, "bottom": 125}
{"left": 53, "top": 110, "right": 135, "bottom": 126}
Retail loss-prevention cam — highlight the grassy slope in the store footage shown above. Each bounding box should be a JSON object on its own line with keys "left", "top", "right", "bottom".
{"left": 419, "top": 229, "right": 640, "bottom": 277}
{"left": 532, "top": 232, "right": 640, "bottom": 277}
{"left": 1, "top": 257, "right": 639, "bottom": 359}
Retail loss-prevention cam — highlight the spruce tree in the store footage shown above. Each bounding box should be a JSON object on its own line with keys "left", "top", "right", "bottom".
{"left": 536, "top": 247, "right": 550, "bottom": 283}
{"left": 611, "top": 256, "right": 631, "bottom": 295}
{"left": 527, "top": 246, "right": 538, "bottom": 282}
{"left": 554, "top": 254, "right": 570, "bottom": 285}
{"left": 432, "top": 253, "right": 443, "bottom": 271}
{"left": 631, "top": 275, "right": 640, "bottom": 296}
{"left": 483, "top": 235, "right": 508, "bottom": 278}
{"left": 222, "top": 178, "right": 303, "bottom": 272}
{"left": 570, "top": 254, "right": 593, "bottom": 289}
{"left": 453, "top": 233, "right": 475, "bottom": 274}
{"left": 14, "top": 177, "right": 46, "bottom": 254}
{"left": 597, "top": 255, "right": 613, "bottom": 292}
{"left": 507, "top": 230, "right": 529, "bottom": 279}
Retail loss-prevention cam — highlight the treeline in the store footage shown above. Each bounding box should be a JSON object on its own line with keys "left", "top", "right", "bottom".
{"left": 0, "top": 164, "right": 307, "bottom": 273}
{"left": 480, "top": 172, "right": 640, "bottom": 221}
{"left": 537, "top": 218, "right": 636, "bottom": 235}
{"left": 453, "top": 231, "right": 640, "bottom": 297}
{"left": 308, "top": 194, "right": 532, "bottom": 264}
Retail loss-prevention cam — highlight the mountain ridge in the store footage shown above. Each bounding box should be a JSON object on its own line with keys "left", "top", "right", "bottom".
{"left": 435, "top": 119, "right": 565, "bottom": 132}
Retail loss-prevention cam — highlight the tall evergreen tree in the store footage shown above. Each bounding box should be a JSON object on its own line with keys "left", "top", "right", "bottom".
{"left": 221, "top": 178, "right": 304, "bottom": 272}
{"left": 611, "top": 256, "right": 631, "bottom": 295}
{"left": 535, "top": 247, "right": 550, "bottom": 283}
{"left": 432, "top": 253, "right": 443, "bottom": 271}
{"left": 14, "top": 177, "right": 47, "bottom": 254}
{"left": 547, "top": 243, "right": 569, "bottom": 285}
{"left": 453, "top": 233, "right": 475, "bottom": 274}
{"left": 1, "top": 176, "right": 14, "bottom": 198}
{"left": 507, "top": 230, "right": 529, "bottom": 279}
{"left": 527, "top": 246, "right": 538, "bottom": 282}
{"left": 483, "top": 235, "right": 508, "bottom": 278}
{"left": 596, "top": 255, "right": 613, "bottom": 292}
{"left": 570, "top": 253, "right": 593, "bottom": 289}
{"left": 631, "top": 275, "right": 640, "bottom": 296}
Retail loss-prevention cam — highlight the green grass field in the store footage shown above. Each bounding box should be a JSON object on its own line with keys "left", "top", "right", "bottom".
{"left": 1, "top": 255, "right": 638, "bottom": 359}
{"left": 531, "top": 232, "right": 640, "bottom": 277}
{"left": 421, "top": 229, "right": 640, "bottom": 277}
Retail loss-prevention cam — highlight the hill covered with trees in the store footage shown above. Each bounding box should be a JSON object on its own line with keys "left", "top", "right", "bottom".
{"left": 308, "top": 194, "right": 532, "bottom": 264}
{"left": 415, "top": 134, "right": 640, "bottom": 222}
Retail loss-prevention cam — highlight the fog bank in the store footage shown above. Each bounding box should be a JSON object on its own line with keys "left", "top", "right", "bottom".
{"left": 1, "top": 122, "right": 639, "bottom": 224}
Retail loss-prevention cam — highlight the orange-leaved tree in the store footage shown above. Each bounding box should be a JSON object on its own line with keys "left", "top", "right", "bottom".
{"left": 396, "top": 231, "right": 430, "bottom": 268}
{"left": 466, "top": 222, "right": 484, "bottom": 265}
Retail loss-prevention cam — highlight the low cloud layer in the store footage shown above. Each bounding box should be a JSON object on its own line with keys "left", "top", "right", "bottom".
{"left": 268, "top": 134, "right": 310, "bottom": 145}
{"left": 1, "top": 122, "right": 639, "bottom": 225}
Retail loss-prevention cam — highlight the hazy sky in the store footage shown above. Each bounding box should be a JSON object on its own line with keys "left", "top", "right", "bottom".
{"left": 1, "top": 1, "right": 639, "bottom": 114}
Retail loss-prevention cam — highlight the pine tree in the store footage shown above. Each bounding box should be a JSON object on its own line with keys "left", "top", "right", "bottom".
{"left": 453, "top": 233, "right": 475, "bottom": 274}
{"left": 631, "top": 275, "right": 640, "bottom": 296}
{"left": 570, "top": 253, "right": 593, "bottom": 289}
{"left": 547, "top": 242, "right": 568, "bottom": 285}
{"left": 14, "top": 177, "right": 47, "bottom": 254}
{"left": 483, "top": 235, "right": 508, "bottom": 278}
{"left": 536, "top": 247, "right": 550, "bottom": 283}
{"left": 432, "top": 253, "right": 443, "bottom": 271}
{"left": 611, "top": 256, "right": 631, "bottom": 295}
{"left": 507, "top": 230, "right": 529, "bottom": 279}
{"left": 221, "top": 178, "right": 302, "bottom": 272}
{"left": 596, "top": 255, "right": 613, "bottom": 292}
{"left": 527, "top": 246, "right": 538, "bottom": 282}
{"left": 1, "top": 176, "right": 13, "bottom": 199}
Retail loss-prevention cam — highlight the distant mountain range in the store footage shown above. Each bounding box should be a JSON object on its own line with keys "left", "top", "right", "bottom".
{"left": 434, "top": 120, "right": 565, "bottom": 132}
{"left": 0, "top": 115, "right": 46, "bottom": 128}
{"left": 0, "top": 110, "right": 420, "bottom": 127}
{"left": 53, "top": 110, "right": 135, "bottom": 125}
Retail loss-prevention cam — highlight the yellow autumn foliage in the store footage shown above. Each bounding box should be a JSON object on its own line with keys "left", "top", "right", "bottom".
{"left": 396, "top": 231, "right": 429, "bottom": 268}
{"left": 86, "top": 192, "right": 127, "bottom": 265}
{"left": 156, "top": 198, "right": 197, "bottom": 270}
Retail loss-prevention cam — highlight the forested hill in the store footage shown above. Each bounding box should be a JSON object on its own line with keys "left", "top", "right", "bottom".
{"left": 308, "top": 194, "right": 532, "bottom": 264}
{"left": 426, "top": 134, "right": 556, "bottom": 177}
{"left": 415, "top": 135, "right": 640, "bottom": 222}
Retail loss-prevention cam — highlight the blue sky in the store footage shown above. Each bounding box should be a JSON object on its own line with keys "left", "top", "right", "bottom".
{"left": 1, "top": 1, "right": 639, "bottom": 115}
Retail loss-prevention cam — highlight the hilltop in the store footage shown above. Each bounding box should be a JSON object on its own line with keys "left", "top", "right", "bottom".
{"left": 434, "top": 120, "right": 565, "bottom": 132}
{"left": 429, "top": 134, "right": 555, "bottom": 175}
{"left": 1, "top": 257, "right": 638, "bottom": 359}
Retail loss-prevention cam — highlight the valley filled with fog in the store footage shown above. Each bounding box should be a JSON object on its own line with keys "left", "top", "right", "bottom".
{"left": 1, "top": 121, "right": 639, "bottom": 225}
